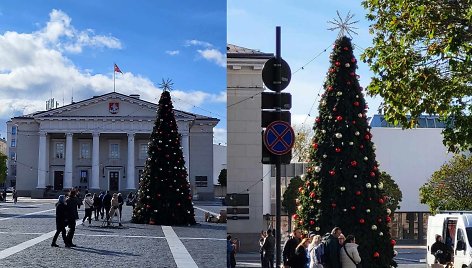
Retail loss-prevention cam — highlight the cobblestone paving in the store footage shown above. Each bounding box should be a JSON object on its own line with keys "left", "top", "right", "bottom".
{"left": 0, "top": 198, "right": 226, "bottom": 267}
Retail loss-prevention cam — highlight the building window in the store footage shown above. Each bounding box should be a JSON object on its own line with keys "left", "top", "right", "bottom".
{"left": 56, "top": 143, "right": 64, "bottom": 159}
{"left": 80, "top": 143, "right": 90, "bottom": 159}
{"left": 139, "top": 144, "right": 147, "bottom": 159}
{"left": 10, "top": 151, "right": 16, "bottom": 161}
{"left": 11, "top": 126, "right": 17, "bottom": 135}
{"left": 10, "top": 165, "right": 16, "bottom": 176}
{"left": 195, "top": 176, "right": 208, "bottom": 187}
{"left": 80, "top": 170, "right": 88, "bottom": 183}
{"left": 110, "top": 143, "right": 120, "bottom": 159}
{"left": 11, "top": 139, "right": 16, "bottom": 148}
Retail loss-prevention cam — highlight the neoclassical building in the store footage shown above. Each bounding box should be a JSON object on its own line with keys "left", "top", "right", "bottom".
{"left": 7, "top": 92, "right": 218, "bottom": 199}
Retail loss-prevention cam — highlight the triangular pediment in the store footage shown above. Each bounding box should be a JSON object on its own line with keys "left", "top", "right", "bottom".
{"left": 33, "top": 92, "right": 198, "bottom": 120}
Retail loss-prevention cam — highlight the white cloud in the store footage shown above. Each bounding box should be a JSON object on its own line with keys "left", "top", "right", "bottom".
{"left": 185, "top": 39, "right": 213, "bottom": 47}
{"left": 197, "top": 48, "right": 226, "bottom": 67}
{"left": 37, "top": 9, "right": 122, "bottom": 53}
{"left": 0, "top": 9, "right": 222, "bottom": 123}
{"left": 213, "top": 127, "right": 227, "bottom": 145}
{"left": 165, "top": 50, "right": 180, "bottom": 56}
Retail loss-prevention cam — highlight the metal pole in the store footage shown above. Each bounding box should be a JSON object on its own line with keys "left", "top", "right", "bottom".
{"left": 275, "top": 25, "right": 282, "bottom": 268}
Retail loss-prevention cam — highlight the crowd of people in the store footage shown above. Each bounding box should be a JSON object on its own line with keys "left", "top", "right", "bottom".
{"left": 51, "top": 188, "right": 137, "bottom": 248}
{"left": 253, "top": 226, "right": 361, "bottom": 268}
{"left": 0, "top": 187, "right": 18, "bottom": 203}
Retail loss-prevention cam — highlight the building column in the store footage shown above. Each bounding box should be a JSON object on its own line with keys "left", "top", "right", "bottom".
{"left": 37, "top": 132, "right": 47, "bottom": 189}
{"left": 181, "top": 133, "right": 190, "bottom": 180}
{"left": 64, "top": 132, "right": 73, "bottom": 189}
{"left": 91, "top": 132, "right": 100, "bottom": 190}
{"left": 127, "top": 132, "right": 136, "bottom": 190}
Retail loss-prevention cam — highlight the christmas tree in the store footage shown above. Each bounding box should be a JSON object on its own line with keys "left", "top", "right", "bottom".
{"left": 132, "top": 82, "right": 196, "bottom": 226}
{"left": 295, "top": 36, "right": 396, "bottom": 267}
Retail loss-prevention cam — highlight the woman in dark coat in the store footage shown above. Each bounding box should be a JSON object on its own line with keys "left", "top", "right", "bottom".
{"left": 293, "top": 238, "right": 311, "bottom": 268}
{"left": 66, "top": 189, "right": 82, "bottom": 247}
{"left": 51, "top": 195, "right": 68, "bottom": 247}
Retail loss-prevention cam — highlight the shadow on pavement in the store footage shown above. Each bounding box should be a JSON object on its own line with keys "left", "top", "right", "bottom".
{"left": 70, "top": 246, "right": 141, "bottom": 257}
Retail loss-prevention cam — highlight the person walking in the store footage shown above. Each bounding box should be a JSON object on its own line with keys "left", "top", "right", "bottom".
{"left": 51, "top": 195, "right": 68, "bottom": 247}
{"left": 262, "top": 229, "right": 276, "bottom": 268}
{"left": 65, "top": 189, "right": 82, "bottom": 247}
{"left": 292, "top": 238, "right": 310, "bottom": 268}
{"left": 98, "top": 191, "right": 105, "bottom": 219}
{"left": 108, "top": 193, "right": 122, "bottom": 226}
{"left": 12, "top": 188, "right": 17, "bottom": 204}
{"left": 309, "top": 235, "right": 324, "bottom": 268}
{"left": 102, "top": 191, "right": 112, "bottom": 221}
{"left": 324, "top": 227, "right": 342, "bottom": 268}
{"left": 283, "top": 228, "right": 303, "bottom": 267}
{"left": 82, "top": 193, "right": 93, "bottom": 226}
{"left": 340, "top": 235, "right": 361, "bottom": 268}
{"left": 92, "top": 193, "right": 101, "bottom": 221}
{"left": 117, "top": 193, "right": 124, "bottom": 221}
{"left": 259, "top": 231, "right": 267, "bottom": 266}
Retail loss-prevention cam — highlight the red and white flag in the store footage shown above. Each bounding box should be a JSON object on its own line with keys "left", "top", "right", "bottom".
{"left": 114, "top": 63, "right": 123, "bottom": 73}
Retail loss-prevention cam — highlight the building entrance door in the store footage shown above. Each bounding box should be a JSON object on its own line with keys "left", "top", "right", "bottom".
{"left": 109, "top": 171, "right": 119, "bottom": 191}
{"left": 54, "top": 171, "right": 64, "bottom": 190}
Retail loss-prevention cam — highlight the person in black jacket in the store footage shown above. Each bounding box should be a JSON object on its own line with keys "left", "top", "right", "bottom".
{"left": 292, "top": 238, "right": 310, "bottom": 268}
{"left": 431, "top": 234, "right": 452, "bottom": 264}
{"left": 324, "top": 227, "right": 342, "bottom": 268}
{"left": 92, "top": 193, "right": 101, "bottom": 221}
{"left": 65, "top": 189, "right": 82, "bottom": 247}
{"left": 51, "top": 195, "right": 68, "bottom": 247}
{"left": 102, "top": 191, "right": 112, "bottom": 222}
{"left": 283, "top": 228, "right": 303, "bottom": 267}
{"left": 117, "top": 193, "right": 124, "bottom": 221}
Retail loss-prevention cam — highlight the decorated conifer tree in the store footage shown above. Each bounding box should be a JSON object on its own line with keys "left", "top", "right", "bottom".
{"left": 132, "top": 80, "right": 196, "bottom": 226}
{"left": 295, "top": 36, "right": 396, "bottom": 267}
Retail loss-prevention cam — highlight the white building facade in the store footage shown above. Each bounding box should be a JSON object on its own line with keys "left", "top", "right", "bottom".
{"left": 7, "top": 92, "right": 218, "bottom": 199}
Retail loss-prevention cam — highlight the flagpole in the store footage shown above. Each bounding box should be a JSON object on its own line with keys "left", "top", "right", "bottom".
{"left": 113, "top": 63, "right": 116, "bottom": 92}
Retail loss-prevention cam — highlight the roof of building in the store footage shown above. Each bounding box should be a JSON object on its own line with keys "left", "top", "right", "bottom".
{"left": 227, "top": 44, "right": 273, "bottom": 59}
{"left": 369, "top": 114, "right": 446, "bottom": 128}
{"left": 12, "top": 91, "right": 219, "bottom": 122}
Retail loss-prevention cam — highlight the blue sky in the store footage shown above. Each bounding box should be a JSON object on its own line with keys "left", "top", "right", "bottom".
{"left": 228, "top": 0, "right": 382, "bottom": 131}
{"left": 0, "top": 1, "right": 227, "bottom": 144}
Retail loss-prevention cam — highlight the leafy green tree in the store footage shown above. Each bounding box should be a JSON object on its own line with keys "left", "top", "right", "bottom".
{"left": 361, "top": 1, "right": 472, "bottom": 152}
{"left": 218, "top": 168, "right": 227, "bottom": 186}
{"left": 297, "top": 36, "right": 396, "bottom": 267}
{"left": 379, "top": 171, "right": 402, "bottom": 213}
{"left": 292, "top": 125, "right": 313, "bottom": 162}
{"left": 0, "top": 152, "right": 6, "bottom": 184}
{"left": 282, "top": 176, "right": 303, "bottom": 216}
{"left": 420, "top": 154, "right": 472, "bottom": 213}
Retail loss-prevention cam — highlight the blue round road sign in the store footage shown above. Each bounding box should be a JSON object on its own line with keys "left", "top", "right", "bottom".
{"left": 263, "top": 121, "right": 295, "bottom": 155}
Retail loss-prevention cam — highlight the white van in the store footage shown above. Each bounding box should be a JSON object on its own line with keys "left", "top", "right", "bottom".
{"left": 427, "top": 212, "right": 472, "bottom": 267}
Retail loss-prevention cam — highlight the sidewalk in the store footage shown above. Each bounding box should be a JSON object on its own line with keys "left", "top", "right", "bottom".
{"left": 235, "top": 251, "right": 427, "bottom": 268}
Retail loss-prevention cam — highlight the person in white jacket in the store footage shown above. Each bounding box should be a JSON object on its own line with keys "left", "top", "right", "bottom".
{"left": 82, "top": 193, "right": 94, "bottom": 225}
{"left": 339, "top": 235, "right": 361, "bottom": 268}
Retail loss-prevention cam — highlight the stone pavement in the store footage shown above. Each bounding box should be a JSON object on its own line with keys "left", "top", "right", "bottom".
{"left": 0, "top": 197, "right": 226, "bottom": 267}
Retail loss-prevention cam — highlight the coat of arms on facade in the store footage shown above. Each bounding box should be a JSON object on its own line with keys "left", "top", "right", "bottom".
{"left": 109, "top": 102, "right": 119, "bottom": 114}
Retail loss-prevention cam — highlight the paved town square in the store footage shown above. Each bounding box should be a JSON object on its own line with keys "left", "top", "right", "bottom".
{"left": 0, "top": 196, "right": 225, "bottom": 267}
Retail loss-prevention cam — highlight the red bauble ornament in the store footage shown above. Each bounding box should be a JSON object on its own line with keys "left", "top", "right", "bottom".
{"left": 329, "top": 170, "right": 336, "bottom": 176}
{"left": 298, "top": 187, "right": 303, "bottom": 193}
{"left": 315, "top": 117, "right": 321, "bottom": 123}
{"left": 309, "top": 192, "right": 316, "bottom": 198}
{"left": 359, "top": 218, "right": 365, "bottom": 224}
{"left": 365, "top": 134, "right": 371, "bottom": 140}
{"left": 331, "top": 203, "right": 337, "bottom": 208}
{"left": 335, "top": 148, "right": 341, "bottom": 153}
{"left": 344, "top": 47, "right": 349, "bottom": 51}
{"left": 335, "top": 61, "right": 340, "bottom": 66}
{"left": 355, "top": 191, "right": 361, "bottom": 196}
{"left": 379, "top": 198, "right": 385, "bottom": 204}
{"left": 336, "top": 116, "right": 343, "bottom": 121}
{"left": 386, "top": 216, "right": 392, "bottom": 223}
{"left": 299, "top": 220, "right": 304, "bottom": 225}
{"left": 351, "top": 161, "right": 358, "bottom": 167}
{"left": 351, "top": 206, "right": 356, "bottom": 210}
{"left": 327, "top": 86, "right": 333, "bottom": 91}
{"left": 373, "top": 166, "right": 378, "bottom": 171}
{"left": 310, "top": 220, "right": 315, "bottom": 225}
{"left": 313, "top": 143, "right": 319, "bottom": 149}
{"left": 370, "top": 172, "right": 376, "bottom": 177}
{"left": 292, "top": 214, "right": 299, "bottom": 220}
{"left": 352, "top": 120, "right": 356, "bottom": 124}
{"left": 373, "top": 252, "right": 380, "bottom": 258}
{"left": 350, "top": 72, "right": 356, "bottom": 76}
{"left": 391, "top": 239, "right": 396, "bottom": 246}
{"left": 353, "top": 101, "right": 360, "bottom": 107}
{"left": 359, "top": 144, "right": 364, "bottom": 149}
{"left": 351, "top": 58, "right": 357, "bottom": 63}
